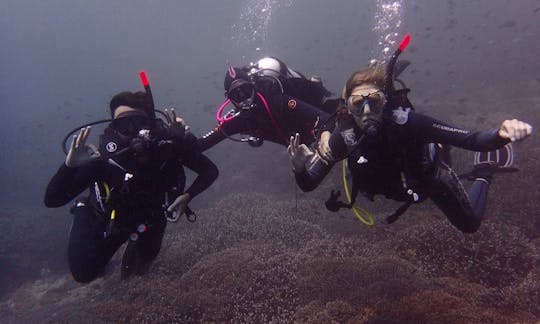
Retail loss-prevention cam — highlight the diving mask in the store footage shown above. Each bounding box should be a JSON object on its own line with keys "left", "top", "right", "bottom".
{"left": 110, "top": 113, "right": 152, "bottom": 137}
{"left": 347, "top": 90, "right": 386, "bottom": 116}
{"left": 226, "top": 79, "right": 255, "bottom": 110}
{"left": 103, "top": 114, "right": 154, "bottom": 156}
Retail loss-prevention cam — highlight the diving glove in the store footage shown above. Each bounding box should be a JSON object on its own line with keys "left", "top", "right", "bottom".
{"left": 165, "top": 108, "right": 190, "bottom": 138}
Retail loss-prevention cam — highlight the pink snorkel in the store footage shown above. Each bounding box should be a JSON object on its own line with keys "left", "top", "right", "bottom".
{"left": 216, "top": 92, "right": 276, "bottom": 126}
{"left": 215, "top": 92, "right": 286, "bottom": 141}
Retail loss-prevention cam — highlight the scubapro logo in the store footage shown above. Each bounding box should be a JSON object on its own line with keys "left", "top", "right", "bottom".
{"left": 432, "top": 123, "right": 469, "bottom": 134}
{"left": 106, "top": 142, "right": 117, "bottom": 153}
{"left": 341, "top": 128, "right": 358, "bottom": 147}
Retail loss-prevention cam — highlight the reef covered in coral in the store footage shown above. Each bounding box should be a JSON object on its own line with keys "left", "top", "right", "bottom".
{"left": 1, "top": 190, "right": 538, "bottom": 323}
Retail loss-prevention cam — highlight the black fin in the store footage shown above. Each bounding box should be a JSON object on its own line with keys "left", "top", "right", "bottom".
{"left": 461, "top": 143, "right": 518, "bottom": 180}
{"left": 474, "top": 143, "right": 514, "bottom": 168}
{"left": 385, "top": 202, "right": 412, "bottom": 224}
{"left": 325, "top": 190, "right": 342, "bottom": 212}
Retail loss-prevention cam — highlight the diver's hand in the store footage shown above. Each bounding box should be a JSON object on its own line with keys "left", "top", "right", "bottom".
{"left": 165, "top": 108, "right": 190, "bottom": 137}
{"left": 288, "top": 133, "right": 314, "bottom": 173}
{"left": 167, "top": 193, "right": 192, "bottom": 217}
{"left": 318, "top": 131, "right": 333, "bottom": 163}
{"left": 498, "top": 119, "right": 533, "bottom": 142}
{"left": 65, "top": 127, "right": 100, "bottom": 168}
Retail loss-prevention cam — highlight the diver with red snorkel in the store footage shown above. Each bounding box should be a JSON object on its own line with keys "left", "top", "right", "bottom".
{"left": 44, "top": 72, "right": 218, "bottom": 282}
{"left": 288, "top": 34, "right": 533, "bottom": 233}
{"left": 196, "top": 57, "right": 334, "bottom": 152}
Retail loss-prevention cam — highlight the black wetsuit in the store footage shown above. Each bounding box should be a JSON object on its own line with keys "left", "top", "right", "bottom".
{"left": 295, "top": 109, "right": 509, "bottom": 233}
{"left": 197, "top": 93, "right": 331, "bottom": 151}
{"left": 44, "top": 128, "right": 218, "bottom": 283}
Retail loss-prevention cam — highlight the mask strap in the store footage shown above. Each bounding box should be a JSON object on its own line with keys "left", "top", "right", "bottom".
{"left": 114, "top": 109, "right": 149, "bottom": 119}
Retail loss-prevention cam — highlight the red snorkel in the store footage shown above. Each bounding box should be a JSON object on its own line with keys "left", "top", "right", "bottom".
{"left": 384, "top": 34, "right": 411, "bottom": 95}
{"left": 139, "top": 71, "right": 156, "bottom": 119}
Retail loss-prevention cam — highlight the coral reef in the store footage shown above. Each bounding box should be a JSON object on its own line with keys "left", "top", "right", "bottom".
{"left": 1, "top": 192, "right": 538, "bottom": 323}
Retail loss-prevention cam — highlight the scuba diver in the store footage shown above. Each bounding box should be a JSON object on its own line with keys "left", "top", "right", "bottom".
{"left": 44, "top": 75, "right": 218, "bottom": 283}
{"left": 288, "top": 35, "right": 533, "bottom": 233}
{"left": 196, "top": 57, "right": 334, "bottom": 151}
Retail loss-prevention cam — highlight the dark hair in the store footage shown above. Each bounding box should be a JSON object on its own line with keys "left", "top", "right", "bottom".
{"left": 109, "top": 91, "right": 150, "bottom": 117}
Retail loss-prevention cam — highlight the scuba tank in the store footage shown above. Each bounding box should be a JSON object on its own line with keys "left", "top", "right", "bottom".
{"left": 248, "top": 56, "right": 332, "bottom": 107}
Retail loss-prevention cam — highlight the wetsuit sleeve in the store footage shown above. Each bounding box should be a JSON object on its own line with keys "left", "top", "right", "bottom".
{"left": 408, "top": 112, "right": 510, "bottom": 151}
{"left": 294, "top": 131, "right": 349, "bottom": 192}
{"left": 44, "top": 163, "right": 99, "bottom": 208}
{"left": 181, "top": 142, "right": 219, "bottom": 198}
{"left": 196, "top": 116, "right": 247, "bottom": 152}
{"left": 295, "top": 159, "right": 334, "bottom": 192}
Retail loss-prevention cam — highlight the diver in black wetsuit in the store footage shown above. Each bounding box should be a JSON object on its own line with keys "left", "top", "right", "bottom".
{"left": 44, "top": 90, "right": 218, "bottom": 283}
{"left": 288, "top": 36, "right": 533, "bottom": 233}
{"left": 197, "top": 57, "right": 334, "bottom": 151}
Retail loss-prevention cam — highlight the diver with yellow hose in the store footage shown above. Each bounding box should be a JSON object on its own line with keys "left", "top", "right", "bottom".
{"left": 288, "top": 35, "right": 533, "bottom": 232}
{"left": 340, "top": 160, "right": 374, "bottom": 226}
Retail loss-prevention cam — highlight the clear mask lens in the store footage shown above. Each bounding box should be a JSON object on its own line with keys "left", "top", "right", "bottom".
{"left": 348, "top": 91, "right": 386, "bottom": 115}
{"left": 227, "top": 81, "right": 254, "bottom": 106}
